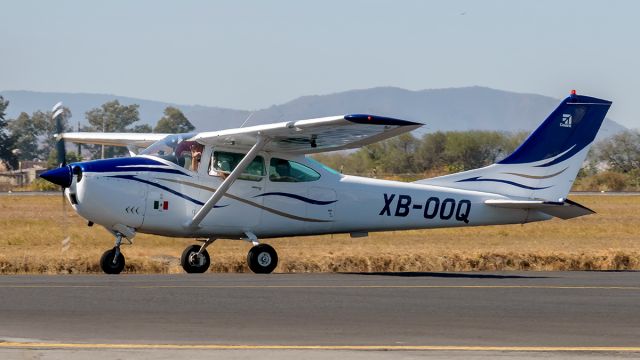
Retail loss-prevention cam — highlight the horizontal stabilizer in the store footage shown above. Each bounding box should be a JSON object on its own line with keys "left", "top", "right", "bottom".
{"left": 484, "top": 198, "right": 594, "bottom": 219}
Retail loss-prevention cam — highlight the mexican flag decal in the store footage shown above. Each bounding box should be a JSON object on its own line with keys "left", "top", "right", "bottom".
{"left": 154, "top": 200, "right": 169, "bottom": 211}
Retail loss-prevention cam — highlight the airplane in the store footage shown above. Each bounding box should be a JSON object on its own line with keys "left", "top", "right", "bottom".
{"left": 40, "top": 91, "right": 612, "bottom": 275}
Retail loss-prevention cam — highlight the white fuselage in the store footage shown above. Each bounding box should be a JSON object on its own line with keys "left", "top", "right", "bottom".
{"left": 66, "top": 149, "right": 550, "bottom": 240}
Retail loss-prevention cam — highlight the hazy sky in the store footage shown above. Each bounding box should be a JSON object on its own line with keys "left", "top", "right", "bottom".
{"left": 2, "top": 0, "right": 638, "bottom": 128}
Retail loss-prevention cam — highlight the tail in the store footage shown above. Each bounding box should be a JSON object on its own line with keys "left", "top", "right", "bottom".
{"left": 415, "top": 92, "right": 612, "bottom": 202}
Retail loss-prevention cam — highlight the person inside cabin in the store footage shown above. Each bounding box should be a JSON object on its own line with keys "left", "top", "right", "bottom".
{"left": 190, "top": 142, "right": 204, "bottom": 171}
{"left": 211, "top": 153, "right": 230, "bottom": 179}
{"left": 174, "top": 141, "right": 204, "bottom": 172}
{"left": 271, "top": 158, "right": 293, "bottom": 182}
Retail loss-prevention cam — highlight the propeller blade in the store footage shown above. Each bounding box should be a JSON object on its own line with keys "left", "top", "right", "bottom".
{"left": 51, "top": 102, "right": 72, "bottom": 253}
{"left": 61, "top": 189, "right": 71, "bottom": 253}
{"left": 53, "top": 102, "right": 66, "bottom": 167}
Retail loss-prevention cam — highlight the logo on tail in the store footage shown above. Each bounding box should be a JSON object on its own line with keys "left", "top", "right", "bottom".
{"left": 560, "top": 114, "right": 572, "bottom": 128}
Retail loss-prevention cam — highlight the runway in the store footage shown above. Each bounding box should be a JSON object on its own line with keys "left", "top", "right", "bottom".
{"left": 0, "top": 272, "right": 638, "bottom": 358}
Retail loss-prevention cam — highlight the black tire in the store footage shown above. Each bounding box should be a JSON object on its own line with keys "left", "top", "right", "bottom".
{"left": 247, "top": 244, "right": 278, "bottom": 274}
{"left": 100, "top": 247, "right": 125, "bottom": 275}
{"left": 181, "top": 245, "right": 211, "bottom": 274}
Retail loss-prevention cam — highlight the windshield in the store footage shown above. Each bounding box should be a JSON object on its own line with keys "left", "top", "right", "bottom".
{"left": 140, "top": 133, "right": 198, "bottom": 166}
{"left": 307, "top": 157, "right": 341, "bottom": 175}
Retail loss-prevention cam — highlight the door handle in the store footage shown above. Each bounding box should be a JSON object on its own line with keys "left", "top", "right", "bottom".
{"left": 251, "top": 186, "right": 262, "bottom": 190}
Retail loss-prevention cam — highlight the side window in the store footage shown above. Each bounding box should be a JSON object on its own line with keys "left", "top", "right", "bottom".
{"left": 210, "top": 151, "right": 265, "bottom": 181}
{"left": 269, "top": 158, "right": 321, "bottom": 182}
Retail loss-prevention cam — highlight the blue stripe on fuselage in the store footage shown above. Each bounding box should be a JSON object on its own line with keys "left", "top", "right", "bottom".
{"left": 457, "top": 177, "right": 551, "bottom": 190}
{"left": 253, "top": 192, "right": 337, "bottom": 205}
{"left": 71, "top": 157, "right": 190, "bottom": 176}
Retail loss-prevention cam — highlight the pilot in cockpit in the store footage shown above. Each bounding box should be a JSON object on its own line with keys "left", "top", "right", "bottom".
{"left": 190, "top": 143, "right": 204, "bottom": 171}
{"left": 175, "top": 141, "right": 204, "bottom": 172}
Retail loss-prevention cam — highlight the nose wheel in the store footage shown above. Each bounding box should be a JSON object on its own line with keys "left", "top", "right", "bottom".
{"left": 247, "top": 243, "right": 278, "bottom": 274}
{"left": 100, "top": 247, "right": 125, "bottom": 274}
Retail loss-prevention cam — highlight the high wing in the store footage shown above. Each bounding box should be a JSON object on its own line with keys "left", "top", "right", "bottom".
{"left": 186, "top": 114, "right": 421, "bottom": 229}
{"left": 60, "top": 114, "right": 422, "bottom": 154}
{"left": 61, "top": 132, "right": 169, "bottom": 148}
{"left": 190, "top": 114, "right": 423, "bottom": 154}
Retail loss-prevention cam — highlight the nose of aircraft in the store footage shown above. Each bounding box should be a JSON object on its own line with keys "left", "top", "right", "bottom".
{"left": 40, "top": 166, "right": 73, "bottom": 188}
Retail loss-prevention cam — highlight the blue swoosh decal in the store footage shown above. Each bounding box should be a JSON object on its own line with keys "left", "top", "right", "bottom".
{"left": 110, "top": 175, "right": 227, "bottom": 208}
{"left": 74, "top": 157, "right": 191, "bottom": 176}
{"left": 112, "top": 167, "right": 188, "bottom": 175}
{"left": 534, "top": 146, "right": 585, "bottom": 167}
{"left": 254, "top": 192, "right": 337, "bottom": 205}
{"left": 457, "top": 177, "right": 551, "bottom": 190}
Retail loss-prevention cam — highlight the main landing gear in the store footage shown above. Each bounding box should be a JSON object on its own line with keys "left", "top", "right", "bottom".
{"left": 180, "top": 237, "right": 279, "bottom": 274}
{"left": 247, "top": 243, "right": 278, "bottom": 274}
{"left": 180, "top": 239, "right": 214, "bottom": 273}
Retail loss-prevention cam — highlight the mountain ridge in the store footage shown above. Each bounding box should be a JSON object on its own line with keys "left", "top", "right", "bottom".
{"left": 0, "top": 87, "right": 625, "bottom": 140}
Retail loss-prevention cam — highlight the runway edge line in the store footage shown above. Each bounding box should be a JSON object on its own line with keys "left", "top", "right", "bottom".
{"left": 1, "top": 343, "right": 640, "bottom": 352}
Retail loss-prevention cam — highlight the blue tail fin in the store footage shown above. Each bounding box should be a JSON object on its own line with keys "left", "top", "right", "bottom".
{"left": 498, "top": 93, "right": 612, "bottom": 167}
{"left": 416, "top": 92, "right": 612, "bottom": 201}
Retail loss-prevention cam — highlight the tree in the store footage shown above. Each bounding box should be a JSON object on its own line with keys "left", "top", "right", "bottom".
{"left": 46, "top": 150, "right": 82, "bottom": 169}
{"left": 7, "top": 112, "right": 42, "bottom": 161}
{"left": 86, "top": 100, "right": 140, "bottom": 132}
{"left": 596, "top": 130, "right": 640, "bottom": 174}
{"left": 154, "top": 107, "right": 194, "bottom": 133}
{"left": 132, "top": 124, "right": 153, "bottom": 133}
{"left": 350, "top": 133, "right": 420, "bottom": 175}
{"left": 0, "top": 96, "right": 17, "bottom": 169}
{"left": 32, "top": 108, "right": 72, "bottom": 160}
{"left": 441, "top": 131, "right": 508, "bottom": 171}
{"left": 415, "top": 132, "right": 447, "bottom": 172}
{"left": 4, "top": 106, "right": 72, "bottom": 165}
{"left": 84, "top": 100, "right": 142, "bottom": 158}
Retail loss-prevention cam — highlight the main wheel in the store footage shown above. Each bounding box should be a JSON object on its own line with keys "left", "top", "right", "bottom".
{"left": 247, "top": 244, "right": 278, "bottom": 274}
{"left": 100, "top": 247, "right": 125, "bottom": 275}
{"left": 181, "top": 245, "right": 211, "bottom": 273}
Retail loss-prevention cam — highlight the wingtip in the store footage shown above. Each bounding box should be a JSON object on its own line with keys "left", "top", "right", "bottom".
{"left": 345, "top": 114, "right": 423, "bottom": 127}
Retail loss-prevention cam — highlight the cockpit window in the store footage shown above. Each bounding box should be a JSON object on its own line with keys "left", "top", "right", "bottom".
{"left": 269, "top": 158, "right": 321, "bottom": 182}
{"left": 210, "top": 151, "right": 265, "bottom": 181}
{"left": 140, "top": 133, "right": 198, "bottom": 168}
{"left": 307, "top": 157, "right": 341, "bottom": 175}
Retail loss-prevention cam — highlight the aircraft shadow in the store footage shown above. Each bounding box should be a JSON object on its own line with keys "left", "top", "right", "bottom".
{"left": 343, "top": 271, "right": 551, "bottom": 279}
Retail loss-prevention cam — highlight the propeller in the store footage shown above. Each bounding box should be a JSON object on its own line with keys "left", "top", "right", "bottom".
{"left": 40, "top": 103, "right": 72, "bottom": 187}
{"left": 50, "top": 102, "right": 71, "bottom": 253}
{"left": 53, "top": 101, "right": 66, "bottom": 168}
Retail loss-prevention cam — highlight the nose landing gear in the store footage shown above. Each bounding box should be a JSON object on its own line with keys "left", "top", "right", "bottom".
{"left": 100, "top": 233, "right": 127, "bottom": 274}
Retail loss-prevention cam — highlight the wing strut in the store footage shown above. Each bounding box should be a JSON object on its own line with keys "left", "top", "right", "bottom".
{"left": 185, "top": 134, "right": 270, "bottom": 229}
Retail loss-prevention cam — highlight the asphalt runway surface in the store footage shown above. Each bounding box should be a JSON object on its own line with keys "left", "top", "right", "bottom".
{"left": 0, "top": 272, "right": 638, "bottom": 358}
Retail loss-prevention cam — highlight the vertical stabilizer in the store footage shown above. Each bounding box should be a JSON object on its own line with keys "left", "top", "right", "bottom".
{"left": 415, "top": 92, "right": 612, "bottom": 201}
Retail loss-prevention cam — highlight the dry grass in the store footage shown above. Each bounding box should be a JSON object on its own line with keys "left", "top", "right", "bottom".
{"left": 0, "top": 194, "right": 638, "bottom": 273}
